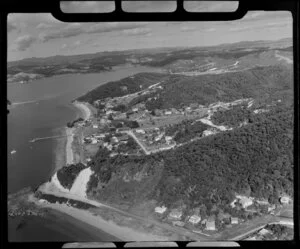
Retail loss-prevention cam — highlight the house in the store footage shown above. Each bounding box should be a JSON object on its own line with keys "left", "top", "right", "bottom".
{"left": 165, "top": 111, "right": 172, "bottom": 115}
{"left": 93, "top": 124, "right": 99, "bottom": 129}
{"left": 172, "top": 221, "right": 185, "bottom": 227}
{"left": 168, "top": 209, "right": 183, "bottom": 220}
{"left": 91, "top": 138, "right": 98, "bottom": 144}
{"left": 111, "top": 136, "right": 119, "bottom": 144}
{"left": 258, "top": 228, "right": 270, "bottom": 236}
{"left": 205, "top": 218, "right": 216, "bottom": 231}
{"left": 165, "top": 136, "right": 172, "bottom": 142}
{"left": 155, "top": 206, "right": 167, "bottom": 214}
{"left": 268, "top": 205, "right": 276, "bottom": 212}
{"left": 201, "top": 219, "right": 207, "bottom": 225}
{"left": 188, "top": 215, "right": 201, "bottom": 225}
{"left": 231, "top": 217, "right": 239, "bottom": 224}
{"left": 280, "top": 196, "right": 290, "bottom": 204}
{"left": 256, "top": 199, "right": 269, "bottom": 205}
{"left": 136, "top": 129, "right": 145, "bottom": 134}
{"left": 119, "top": 135, "right": 129, "bottom": 141}
{"left": 86, "top": 158, "right": 92, "bottom": 162}
{"left": 238, "top": 196, "right": 253, "bottom": 209}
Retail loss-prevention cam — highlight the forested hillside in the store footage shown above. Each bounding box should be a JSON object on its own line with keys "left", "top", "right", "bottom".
{"left": 85, "top": 103, "right": 293, "bottom": 215}
{"left": 78, "top": 64, "right": 292, "bottom": 109}
{"left": 77, "top": 72, "right": 168, "bottom": 103}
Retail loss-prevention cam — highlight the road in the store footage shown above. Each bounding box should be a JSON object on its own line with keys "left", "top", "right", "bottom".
{"left": 38, "top": 183, "right": 212, "bottom": 241}
{"left": 226, "top": 215, "right": 293, "bottom": 241}
{"left": 275, "top": 51, "right": 293, "bottom": 64}
{"left": 123, "top": 130, "right": 151, "bottom": 155}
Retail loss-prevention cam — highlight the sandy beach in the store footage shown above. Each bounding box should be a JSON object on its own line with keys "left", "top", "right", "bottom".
{"left": 73, "top": 101, "right": 92, "bottom": 121}
{"left": 29, "top": 190, "right": 170, "bottom": 242}
{"left": 65, "top": 127, "right": 75, "bottom": 165}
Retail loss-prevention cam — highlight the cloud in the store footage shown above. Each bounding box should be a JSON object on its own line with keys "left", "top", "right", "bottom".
{"left": 7, "top": 22, "right": 17, "bottom": 32}
{"left": 86, "top": 22, "right": 148, "bottom": 34}
{"left": 180, "top": 26, "right": 196, "bottom": 32}
{"left": 122, "top": 27, "right": 152, "bottom": 36}
{"left": 204, "top": 28, "right": 216, "bottom": 32}
{"left": 229, "top": 26, "right": 252, "bottom": 32}
{"left": 60, "top": 40, "right": 82, "bottom": 51}
{"left": 36, "top": 23, "right": 53, "bottom": 29}
{"left": 13, "top": 35, "right": 36, "bottom": 51}
{"left": 40, "top": 22, "right": 150, "bottom": 42}
{"left": 40, "top": 23, "right": 83, "bottom": 42}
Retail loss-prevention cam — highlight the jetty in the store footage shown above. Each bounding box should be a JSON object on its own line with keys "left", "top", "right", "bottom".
{"left": 30, "top": 135, "right": 69, "bottom": 143}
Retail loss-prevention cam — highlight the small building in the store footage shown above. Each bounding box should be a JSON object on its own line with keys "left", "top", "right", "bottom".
{"left": 172, "top": 221, "right": 185, "bottom": 227}
{"left": 168, "top": 209, "right": 183, "bottom": 220}
{"left": 93, "top": 124, "right": 99, "bottom": 129}
{"left": 91, "top": 138, "right": 98, "bottom": 144}
{"left": 155, "top": 206, "right": 167, "bottom": 214}
{"left": 280, "top": 196, "right": 290, "bottom": 204}
{"left": 86, "top": 158, "right": 92, "bottom": 162}
{"left": 238, "top": 196, "right": 253, "bottom": 209}
{"left": 258, "top": 228, "right": 270, "bottom": 236}
{"left": 205, "top": 219, "right": 216, "bottom": 231}
{"left": 119, "top": 135, "right": 129, "bottom": 141}
{"left": 231, "top": 217, "right": 239, "bottom": 224}
{"left": 165, "top": 111, "right": 172, "bottom": 115}
{"left": 201, "top": 219, "right": 207, "bottom": 225}
{"left": 136, "top": 129, "right": 145, "bottom": 134}
{"left": 268, "top": 204, "right": 276, "bottom": 212}
{"left": 165, "top": 136, "right": 173, "bottom": 142}
{"left": 188, "top": 215, "right": 201, "bottom": 225}
{"left": 111, "top": 136, "right": 119, "bottom": 144}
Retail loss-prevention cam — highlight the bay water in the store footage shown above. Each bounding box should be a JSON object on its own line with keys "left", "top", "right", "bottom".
{"left": 7, "top": 65, "right": 160, "bottom": 241}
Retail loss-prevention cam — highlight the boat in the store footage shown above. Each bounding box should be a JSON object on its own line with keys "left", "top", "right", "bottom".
{"left": 10, "top": 149, "right": 17, "bottom": 154}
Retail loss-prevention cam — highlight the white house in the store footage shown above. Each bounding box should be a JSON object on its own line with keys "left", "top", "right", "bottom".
{"left": 93, "top": 124, "right": 99, "bottom": 129}
{"left": 231, "top": 217, "right": 239, "bottom": 224}
{"left": 155, "top": 206, "right": 167, "bottom": 214}
{"left": 168, "top": 209, "right": 182, "bottom": 220}
{"left": 188, "top": 215, "right": 201, "bottom": 225}
{"left": 238, "top": 196, "right": 253, "bottom": 209}
{"left": 280, "top": 196, "right": 290, "bottom": 204}
{"left": 258, "top": 228, "right": 270, "bottom": 236}
{"left": 136, "top": 129, "right": 145, "bottom": 134}
{"left": 205, "top": 219, "right": 216, "bottom": 231}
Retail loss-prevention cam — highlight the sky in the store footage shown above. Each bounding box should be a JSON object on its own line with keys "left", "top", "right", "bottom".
{"left": 7, "top": 1, "right": 292, "bottom": 61}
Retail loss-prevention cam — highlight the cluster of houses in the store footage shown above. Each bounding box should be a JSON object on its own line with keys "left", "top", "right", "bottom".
{"left": 154, "top": 205, "right": 243, "bottom": 232}
{"left": 230, "top": 194, "right": 291, "bottom": 215}
{"left": 134, "top": 127, "right": 175, "bottom": 148}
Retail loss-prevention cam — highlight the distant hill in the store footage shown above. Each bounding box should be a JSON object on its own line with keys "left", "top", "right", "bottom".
{"left": 78, "top": 64, "right": 293, "bottom": 108}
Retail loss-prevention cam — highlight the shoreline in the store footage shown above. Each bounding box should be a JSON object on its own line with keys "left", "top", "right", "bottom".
{"left": 28, "top": 191, "right": 170, "bottom": 242}
{"left": 65, "top": 101, "right": 92, "bottom": 166}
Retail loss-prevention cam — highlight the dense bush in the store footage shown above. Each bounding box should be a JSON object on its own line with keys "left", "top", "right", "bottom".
{"left": 56, "top": 163, "right": 86, "bottom": 189}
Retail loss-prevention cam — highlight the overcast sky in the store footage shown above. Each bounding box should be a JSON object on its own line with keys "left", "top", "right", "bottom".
{"left": 7, "top": 1, "right": 292, "bottom": 61}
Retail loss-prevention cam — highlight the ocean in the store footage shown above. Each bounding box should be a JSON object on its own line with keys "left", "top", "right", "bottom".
{"left": 7, "top": 65, "right": 160, "bottom": 242}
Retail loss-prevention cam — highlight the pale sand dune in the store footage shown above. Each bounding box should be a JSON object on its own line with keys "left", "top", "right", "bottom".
{"left": 73, "top": 101, "right": 92, "bottom": 120}
{"left": 70, "top": 167, "right": 92, "bottom": 198}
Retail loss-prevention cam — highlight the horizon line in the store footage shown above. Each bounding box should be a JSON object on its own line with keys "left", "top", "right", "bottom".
{"left": 7, "top": 36, "right": 292, "bottom": 63}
